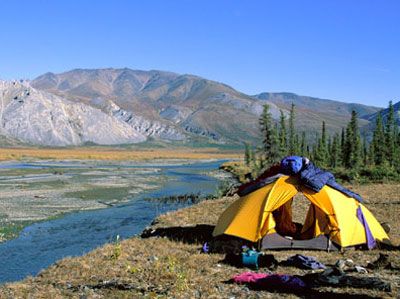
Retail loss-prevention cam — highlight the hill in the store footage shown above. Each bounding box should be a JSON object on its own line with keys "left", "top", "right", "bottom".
{"left": 0, "top": 68, "right": 390, "bottom": 146}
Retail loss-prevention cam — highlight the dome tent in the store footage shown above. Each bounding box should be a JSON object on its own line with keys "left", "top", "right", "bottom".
{"left": 213, "top": 171, "right": 390, "bottom": 251}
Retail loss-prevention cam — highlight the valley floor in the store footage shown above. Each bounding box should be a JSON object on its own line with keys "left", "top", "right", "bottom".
{"left": 0, "top": 155, "right": 234, "bottom": 243}
{"left": 0, "top": 183, "right": 399, "bottom": 298}
{"left": 0, "top": 147, "right": 241, "bottom": 161}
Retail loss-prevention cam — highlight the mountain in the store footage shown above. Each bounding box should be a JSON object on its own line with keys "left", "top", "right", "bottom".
{"left": 0, "top": 80, "right": 146, "bottom": 146}
{"left": 358, "top": 101, "right": 400, "bottom": 138}
{"left": 0, "top": 68, "right": 387, "bottom": 146}
{"left": 32, "top": 68, "right": 265, "bottom": 143}
{"left": 255, "top": 92, "right": 380, "bottom": 133}
{"left": 364, "top": 101, "right": 400, "bottom": 125}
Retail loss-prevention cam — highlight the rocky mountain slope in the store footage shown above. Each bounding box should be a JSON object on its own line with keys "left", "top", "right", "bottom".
{"left": 0, "top": 81, "right": 146, "bottom": 146}
{"left": 32, "top": 69, "right": 264, "bottom": 144}
{"left": 0, "top": 68, "right": 393, "bottom": 146}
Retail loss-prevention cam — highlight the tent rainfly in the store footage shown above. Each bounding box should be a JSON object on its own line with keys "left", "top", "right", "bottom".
{"left": 213, "top": 175, "right": 390, "bottom": 250}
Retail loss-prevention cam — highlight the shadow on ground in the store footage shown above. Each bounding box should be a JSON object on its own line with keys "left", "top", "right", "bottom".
{"left": 141, "top": 224, "right": 253, "bottom": 253}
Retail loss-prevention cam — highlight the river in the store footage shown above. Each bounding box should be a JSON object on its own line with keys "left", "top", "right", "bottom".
{"left": 0, "top": 160, "right": 225, "bottom": 284}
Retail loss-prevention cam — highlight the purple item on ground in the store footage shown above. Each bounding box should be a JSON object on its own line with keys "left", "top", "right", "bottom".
{"left": 356, "top": 206, "right": 376, "bottom": 249}
{"left": 285, "top": 254, "right": 326, "bottom": 270}
{"left": 233, "top": 272, "right": 307, "bottom": 290}
{"left": 202, "top": 242, "right": 209, "bottom": 253}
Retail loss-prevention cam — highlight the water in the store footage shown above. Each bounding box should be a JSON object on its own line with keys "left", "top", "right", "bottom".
{"left": 0, "top": 160, "right": 225, "bottom": 284}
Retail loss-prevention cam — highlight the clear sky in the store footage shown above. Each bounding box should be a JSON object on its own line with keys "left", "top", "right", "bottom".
{"left": 0, "top": 0, "right": 399, "bottom": 107}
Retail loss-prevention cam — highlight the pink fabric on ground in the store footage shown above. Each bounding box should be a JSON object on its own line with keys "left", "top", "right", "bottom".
{"left": 232, "top": 272, "right": 269, "bottom": 284}
{"left": 232, "top": 272, "right": 308, "bottom": 290}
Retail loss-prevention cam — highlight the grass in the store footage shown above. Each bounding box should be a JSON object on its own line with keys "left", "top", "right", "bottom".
{"left": 0, "top": 221, "right": 34, "bottom": 242}
{"left": 64, "top": 186, "right": 133, "bottom": 202}
{"left": 1, "top": 183, "right": 399, "bottom": 298}
{"left": 0, "top": 215, "right": 62, "bottom": 243}
{"left": 0, "top": 147, "right": 241, "bottom": 161}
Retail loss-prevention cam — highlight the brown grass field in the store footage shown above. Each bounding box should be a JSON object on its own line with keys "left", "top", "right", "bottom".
{"left": 1, "top": 183, "right": 399, "bottom": 298}
{"left": 0, "top": 147, "right": 241, "bottom": 161}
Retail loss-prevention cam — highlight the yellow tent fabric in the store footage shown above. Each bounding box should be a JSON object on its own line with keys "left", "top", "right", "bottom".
{"left": 213, "top": 175, "right": 389, "bottom": 248}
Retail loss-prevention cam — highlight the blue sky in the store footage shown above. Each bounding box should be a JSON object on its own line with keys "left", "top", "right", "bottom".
{"left": 0, "top": 0, "right": 399, "bottom": 107}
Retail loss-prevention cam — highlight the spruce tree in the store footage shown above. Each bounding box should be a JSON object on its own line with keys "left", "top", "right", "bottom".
{"left": 385, "top": 101, "right": 396, "bottom": 166}
{"left": 343, "top": 110, "right": 362, "bottom": 169}
{"left": 300, "top": 131, "right": 306, "bottom": 156}
{"left": 294, "top": 133, "right": 300, "bottom": 155}
{"left": 272, "top": 124, "right": 280, "bottom": 161}
{"left": 362, "top": 137, "right": 368, "bottom": 166}
{"left": 314, "top": 122, "right": 329, "bottom": 167}
{"left": 367, "top": 138, "right": 375, "bottom": 166}
{"left": 278, "top": 110, "right": 287, "bottom": 157}
{"left": 340, "top": 128, "right": 346, "bottom": 168}
{"left": 327, "top": 136, "right": 332, "bottom": 164}
{"left": 311, "top": 132, "right": 319, "bottom": 162}
{"left": 244, "top": 142, "right": 253, "bottom": 167}
{"left": 330, "top": 133, "right": 341, "bottom": 168}
{"left": 288, "top": 103, "right": 296, "bottom": 155}
{"left": 320, "top": 121, "right": 329, "bottom": 165}
{"left": 372, "top": 111, "right": 385, "bottom": 166}
{"left": 259, "top": 104, "right": 280, "bottom": 165}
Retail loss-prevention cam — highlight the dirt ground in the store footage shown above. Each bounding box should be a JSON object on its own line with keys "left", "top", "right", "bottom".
{"left": 0, "top": 183, "right": 399, "bottom": 298}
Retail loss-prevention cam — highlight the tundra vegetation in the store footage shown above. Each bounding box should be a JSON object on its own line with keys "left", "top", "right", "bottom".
{"left": 0, "top": 147, "right": 240, "bottom": 162}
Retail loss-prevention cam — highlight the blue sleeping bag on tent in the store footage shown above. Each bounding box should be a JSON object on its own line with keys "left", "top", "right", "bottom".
{"left": 299, "top": 160, "right": 363, "bottom": 203}
{"left": 239, "top": 156, "right": 363, "bottom": 202}
{"left": 280, "top": 156, "right": 303, "bottom": 175}
{"left": 280, "top": 156, "right": 363, "bottom": 202}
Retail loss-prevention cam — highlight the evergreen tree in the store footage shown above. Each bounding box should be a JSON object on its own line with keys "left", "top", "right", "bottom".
{"left": 395, "top": 129, "right": 400, "bottom": 172}
{"left": 372, "top": 111, "right": 386, "bottom": 166}
{"left": 272, "top": 124, "right": 280, "bottom": 161}
{"left": 367, "top": 138, "right": 375, "bottom": 166}
{"left": 327, "top": 136, "right": 332, "bottom": 164}
{"left": 278, "top": 110, "right": 287, "bottom": 157}
{"left": 330, "top": 133, "right": 341, "bottom": 168}
{"left": 288, "top": 103, "right": 296, "bottom": 155}
{"left": 343, "top": 110, "right": 362, "bottom": 169}
{"left": 295, "top": 133, "right": 301, "bottom": 155}
{"left": 244, "top": 142, "right": 254, "bottom": 167}
{"left": 314, "top": 122, "right": 329, "bottom": 167}
{"left": 306, "top": 145, "right": 311, "bottom": 157}
{"left": 385, "top": 101, "right": 396, "bottom": 166}
{"left": 259, "top": 104, "right": 280, "bottom": 165}
{"left": 362, "top": 137, "right": 368, "bottom": 166}
{"left": 321, "top": 121, "right": 329, "bottom": 165}
{"left": 300, "top": 131, "right": 306, "bottom": 156}
{"left": 340, "top": 128, "right": 346, "bottom": 168}
{"left": 311, "top": 132, "right": 319, "bottom": 162}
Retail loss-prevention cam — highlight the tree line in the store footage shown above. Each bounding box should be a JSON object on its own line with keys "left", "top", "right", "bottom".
{"left": 244, "top": 101, "right": 400, "bottom": 182}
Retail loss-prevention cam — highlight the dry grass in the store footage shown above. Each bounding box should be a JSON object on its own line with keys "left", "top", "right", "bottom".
{"left": 219, "top": 161, "right": 251, "bottom": 182}
{"left": 1, "top": 184, "right": 399, "bottom": 298}
{"left": 0, "top": 147, "right": 241, "bottom": 161}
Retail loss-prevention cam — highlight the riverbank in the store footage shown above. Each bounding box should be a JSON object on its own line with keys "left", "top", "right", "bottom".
{"left": 1, "top": 183, "right": 399, "bottom": 298}
{"left": 0, "top": 160, "right": 165, "bottom": 243}
{"left": 0, "top": 159, "right": 230, "bottom": 244}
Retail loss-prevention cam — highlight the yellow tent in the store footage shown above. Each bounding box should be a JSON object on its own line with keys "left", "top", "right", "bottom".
{"left": 213, "top": 176, "right": 389, "bottom": 249}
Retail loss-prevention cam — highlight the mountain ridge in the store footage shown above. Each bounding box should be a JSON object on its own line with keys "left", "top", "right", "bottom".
{"left": 0, "top": 68, "right": 394, "bottom": 146}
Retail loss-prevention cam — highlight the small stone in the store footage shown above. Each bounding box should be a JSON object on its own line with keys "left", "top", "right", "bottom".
{"left": 149, "top": 255, "right": 159, "bottom": 262}
{"left": 345, "top": 259, "right": 354, "bottom": 267}
{"left": 355, "top": 265, "right": 368, "bottom": 273}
